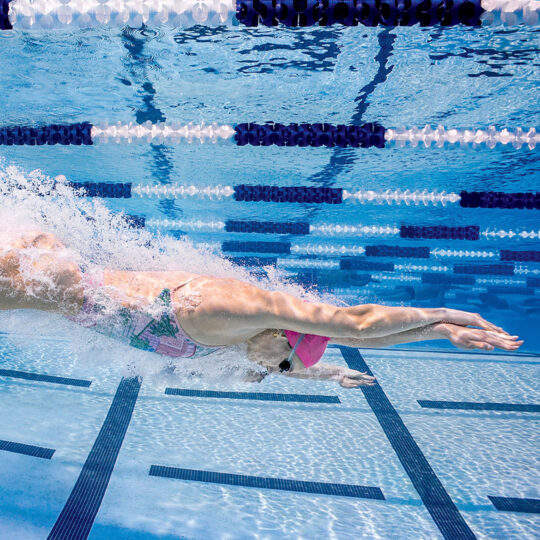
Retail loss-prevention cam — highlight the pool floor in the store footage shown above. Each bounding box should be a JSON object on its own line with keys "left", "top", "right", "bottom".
{"left": 0, "top": 331, "right": 539, "bottom": 539}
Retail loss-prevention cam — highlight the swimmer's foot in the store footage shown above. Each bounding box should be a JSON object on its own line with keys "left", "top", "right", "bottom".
{"left": 436, "top": 323, "right": 523, "bottom": 352}
{"left": 339, "top": 368, "right": 376, "bottom": 388}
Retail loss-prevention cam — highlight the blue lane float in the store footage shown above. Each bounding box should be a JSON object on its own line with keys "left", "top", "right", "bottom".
{"left": 400, "top": 225, "right": 480, "bottom": 241}
{"left": 228, "top": 256, "right": 278, "bottom": 267}
{"left": 222, "top": 240, "right": 292, "bottom": 254}
{"left": 237, "top": 0, "right": 484, "bottom": 27}
{"left": 234, "top": 185, "right": 344, "bottom": 204}
{"left": 421, "top": 273, "right": 476, "bottom": 285}
{"left": 365, "top": 245, "right": 430, "bottom": 258}
{"left": 500, "top": 250, "right": 540, "bottom": 262}
{"left": 340, "top": 259, "right": 395, "bottom": 271}
{"left": 69, "top": 181, "right": 132, "bottom": 198}
{"left": 234, "top": 122, "right": 386, "bottom": 147}
{"left": 225, "top": 220, "right": 310, "bottom": 235}
{"left": 0, "top": 0, "right": 11, "bottom": 30}
{"left": 0, "top": 123, "right": 93, "bottom": 145}
{"left": 460, "top": 190, "right": 540, "bottom": 210}
{"left": 453, "top": 264, "right": 514, "bottom": 275}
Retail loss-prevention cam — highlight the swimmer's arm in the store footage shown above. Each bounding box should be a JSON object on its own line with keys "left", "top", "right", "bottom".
{"left": 281, "top": 362, "right": 376, "bottom": 388}
{"left": 245, "top": 288, "right": 504, "bottom": 339}
{"left": 329, "top": 323, "right": 447, "bottom": 348}
{"left": 331, "top": 323, "right": 522, "bottom": 352}
{"left": 177, "top": 278, "right": 506, "bottom": 344}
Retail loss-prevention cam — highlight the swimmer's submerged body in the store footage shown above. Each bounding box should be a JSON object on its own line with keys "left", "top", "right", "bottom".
{"left": 0, "top": 230, "right": 524, "bottom": 388}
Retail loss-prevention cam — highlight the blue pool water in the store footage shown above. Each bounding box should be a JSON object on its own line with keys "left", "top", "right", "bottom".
{"left": 1, "top": 22, "right": 539, "bottom": 539}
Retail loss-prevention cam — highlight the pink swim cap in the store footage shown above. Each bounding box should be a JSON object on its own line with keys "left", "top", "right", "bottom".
{"left": 284, "top": 330, "right": 330, "bottom": 368}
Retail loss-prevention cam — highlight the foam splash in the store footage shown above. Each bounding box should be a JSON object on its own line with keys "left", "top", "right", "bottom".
{"left": 0, "top": 161, "right": 329, "bottom": 383}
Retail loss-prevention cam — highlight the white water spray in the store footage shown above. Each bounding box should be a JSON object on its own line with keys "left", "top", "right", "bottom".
{"left": 0, "top": 161, "right": 330, "bottom": 385}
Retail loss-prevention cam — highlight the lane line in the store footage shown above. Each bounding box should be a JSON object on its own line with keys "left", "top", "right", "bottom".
{"left": 339, "top": 347, "right": 476, "bottom": 540}
{"left": 165, "top": 388, "right": 340, "bottom": 403}
{"left": 0, "top": 439, "right": 55, "bottom": 459}
{"left": 0, "top": 368, "right": 91, "bottom": 387}
{"left": 48, "top": 376, "right": 141, "bottom": 540}
{"left": 149, "top": 466, "right": 384, "bottom": 500}
{"left": 488, "top": 496, "right": 540, "bottom": 514}
{"left": 418, "top": 400, "right": 540, "bottom": 413}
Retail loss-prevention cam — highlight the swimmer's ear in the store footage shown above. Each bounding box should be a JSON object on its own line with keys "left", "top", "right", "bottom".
{"left": 278, "top": 359, "right": 291, "bottom": 372}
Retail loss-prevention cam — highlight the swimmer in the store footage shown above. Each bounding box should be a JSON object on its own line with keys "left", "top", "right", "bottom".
{"left": 0, "top": 230, "right": 524, "bottom": 388}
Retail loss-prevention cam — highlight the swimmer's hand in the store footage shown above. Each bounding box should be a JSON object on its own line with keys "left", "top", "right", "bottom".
{"left": 436, "top": 323, "right": 523, "bottom": 352}
{"left": 438, "top": 308, "right": 509, "bottom": 335}
{"left": 339, "top": 367, "right": 376, "bottom": 388}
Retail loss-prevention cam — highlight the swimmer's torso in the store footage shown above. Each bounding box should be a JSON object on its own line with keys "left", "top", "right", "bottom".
{"left": 71, "top": 278, "right": 220, "bottom": 359}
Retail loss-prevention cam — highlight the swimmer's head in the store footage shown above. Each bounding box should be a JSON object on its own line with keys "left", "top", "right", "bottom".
{"left": 246, "top": 329, "right": 295, "bottom": 373}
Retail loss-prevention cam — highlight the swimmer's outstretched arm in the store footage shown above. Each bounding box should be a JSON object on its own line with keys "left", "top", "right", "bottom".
{"left": 331, "top": 322, "right": 522, "bottom": 352}
{"left": 180, "top": 277, "right": 510, "bottom": 346}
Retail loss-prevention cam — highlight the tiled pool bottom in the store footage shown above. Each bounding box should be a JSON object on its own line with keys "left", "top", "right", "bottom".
{"left": 0, "top": 335, "right": 538, "bottom": 540}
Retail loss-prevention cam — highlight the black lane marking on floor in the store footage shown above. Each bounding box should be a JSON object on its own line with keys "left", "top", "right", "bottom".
{"left": 0, "top": 368, "right": 91, "bottom": 387}
{"left": 418, "top": 400, "right": 540, "bottom": 413}
{"left": 165, "top": 388, "right": 340, "bottom": 403}
{"left": 339, "top": 347, "right": 476, "bottom": 540}
{"left": 488, "top": 496, "right": 540, "bottom": 514}
{"left": 149, "top": 466, "right": 384, "bottom": 500}
{"left": 48, "top": 376, "right": 142, "bottom": 540}
{"left": 0, "top": 439, "right": 55, "bottom": 459}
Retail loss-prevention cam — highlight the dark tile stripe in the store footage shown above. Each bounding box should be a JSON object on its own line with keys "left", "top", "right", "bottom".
{"left": 164, "top": 388, "right": 340, "bottom": 403}
{"left": 48, "top": 376, "right": 142, "bottom": 540}
{"left": 339, "top": 347, "right": 476, "bottom": 540}
{"left": 488, "top": 496, "right": 540, "bottom": 514}
{"left": 0, "top": 439, "right": 55, "bottom": 459}
{"left": 418, "top": 400, "right": 540, "bottom": 413}
{"left": 0, "top": 368, "right": 91, "bottom": 388}
{"left": 149, "top": 466, "right": 384, "bottom": 500}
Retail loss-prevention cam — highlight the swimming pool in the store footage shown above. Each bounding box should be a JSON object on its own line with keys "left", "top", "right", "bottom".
{"left": 0, "top": 15, "right": 539, "bottom": 540}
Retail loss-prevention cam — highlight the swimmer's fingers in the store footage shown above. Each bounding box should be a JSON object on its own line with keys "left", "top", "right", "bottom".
{"left": 481, "top": 332, "right": 523, "bottom": 351}
{"left": 467, "top": 331, "right": 523, "bottom": 351}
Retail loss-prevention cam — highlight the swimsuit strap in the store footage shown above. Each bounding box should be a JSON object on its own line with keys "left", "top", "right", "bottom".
{"left": 286, "top": 333, "right": 305, "bottom": 364}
